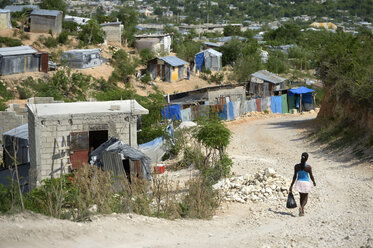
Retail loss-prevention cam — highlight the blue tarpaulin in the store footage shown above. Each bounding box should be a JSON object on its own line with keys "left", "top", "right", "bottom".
{"left": 195, "top": 52, "right": 204, "bottom": 72}
{"left": 218, "top": 102, "right": 234, "bottom": 120}
{"left": 288, "top": 86, "right": 315, "bottom": 95}
{"left": 161, "top": 105, "right": 181, "bottom": 120}
{"left": 271, "top": 96, "right": 282, "bottom": 114}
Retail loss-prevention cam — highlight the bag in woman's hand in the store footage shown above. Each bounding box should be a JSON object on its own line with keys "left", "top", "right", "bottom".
{"left": 286, "top": 192, "right": 297, "bottom": 208}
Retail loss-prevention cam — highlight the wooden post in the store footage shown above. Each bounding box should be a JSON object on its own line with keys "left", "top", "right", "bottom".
{"left": 300, "top": 93, "right": 302, "bottom": 112}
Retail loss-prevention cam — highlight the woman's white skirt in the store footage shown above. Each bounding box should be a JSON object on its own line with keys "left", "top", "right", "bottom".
{"left": 294, "top": 180, "right": 312, "bottom": 193}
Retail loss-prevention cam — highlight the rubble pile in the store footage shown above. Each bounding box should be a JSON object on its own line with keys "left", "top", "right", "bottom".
{"left": 213, "top": 168, "right": 290, "bottom": 203}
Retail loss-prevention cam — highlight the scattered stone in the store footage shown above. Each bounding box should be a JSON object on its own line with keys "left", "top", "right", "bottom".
{"left": 213, "top": 168, "right": 290, "bottom": 203}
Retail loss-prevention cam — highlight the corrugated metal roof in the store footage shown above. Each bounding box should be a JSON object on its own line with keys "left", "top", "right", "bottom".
{"left": 100, "top": 22, "right": 122, "bottom": 26}
{"left": 4, "top": 5, "right": 39, "bottom": 12}
{"left": 159, "top": 56, "right": 187, "bottom": 66}
{"left": 251, "top": 70, "right": 286, "bottom": 84}
{"left": 205, "top": 48, "right": 222, "bottom": 56}
{"left": 31, "top": 9, "right": 61, "bottom": 17}
{"left": 63, "top": 49, "right": 101, "bottom": 54}
{"left": 203, "top": 41, "right": 221, "bottom": 47}
{"left": 0, "top": 46, "right": 38, "bottom": 56}
{"left": 0, "top": 9, "right": 11, "bottom": 13}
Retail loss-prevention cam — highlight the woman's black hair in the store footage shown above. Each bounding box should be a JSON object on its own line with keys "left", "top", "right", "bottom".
{"left": 300, "top": 152, "right": 309, "bottom": 170}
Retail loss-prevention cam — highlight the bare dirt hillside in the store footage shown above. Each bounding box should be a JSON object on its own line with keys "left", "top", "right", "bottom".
{"left": 0, "top": 113, "right": 372, "bottom": 248}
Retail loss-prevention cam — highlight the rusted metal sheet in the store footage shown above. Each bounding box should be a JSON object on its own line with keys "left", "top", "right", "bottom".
{"left": 256, "top": 98, "right": 261, "bottom": 112}
{"left": 70, "top": 132, "right": 89, "bottom": 151}
{"left": 130, "top": 160, "right": 142, "bottom": 177}
{"left": 70, "top": 150, "right": 89, "bottom": 169}
{"left": 41, "top": 52, "right": 48, "bottom": 73}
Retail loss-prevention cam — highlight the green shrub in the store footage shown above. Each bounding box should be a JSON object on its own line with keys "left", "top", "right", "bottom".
{"left": 180, "top": 176, "right": 220, "bottom": 219}
{"left": 139, "top": 48, "right": 155, "bottom": 64}
{"left": 0, "top": 82, "right": 13, "bottom": 100}
{"left": 0, "top": 184, "right": 12, "bottom": 213}
{"left": 57, "top": 31, "right": 69, "bottom": 44}
{"left": 0, "top": 37, "right": 22, "bottom": 47}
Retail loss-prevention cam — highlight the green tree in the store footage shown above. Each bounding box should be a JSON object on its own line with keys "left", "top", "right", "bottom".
{"left": 78, "top": 20, "right": 104, "bottom": 45}
{"left": 113, "top": 7, "right": 138, "bottom": 46}
{"left": 175, "top": 41, "right": 201, "bottom": 63}
{"left": 109, "top": 49, "right": 138, "bottom": 85}
{"left": 40, "top": 0, "right": 67, "bottom": 13}
{"left": 223, "top": 25, "right": 241, "bottom": 36}
{"left": 139, "top": 48, "right": 155, "bottom": 64}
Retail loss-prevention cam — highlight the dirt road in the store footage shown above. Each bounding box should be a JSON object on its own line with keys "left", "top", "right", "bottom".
{"left": 1, "top": 114, "right": 372, "bottom": 248}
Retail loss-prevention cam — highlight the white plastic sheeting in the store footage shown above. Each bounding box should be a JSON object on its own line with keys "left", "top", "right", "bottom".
{"left": 181, "top": 108, "right": 192, "bottom": 122}
{"left": 139, "top": 137, "right": 166, "bottom": 165}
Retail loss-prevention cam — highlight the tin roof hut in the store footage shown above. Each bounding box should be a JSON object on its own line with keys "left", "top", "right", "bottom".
{"left": 61, "top": 49, "right": 101, "bottom": 69}
{"left": 195, "top": 48, "right": 222, "bottom": 72}
{"left": 147, "top": 56, "right": 187, "bottom": 82}
{"left": 30, "top": 9, "right": 63, "bottom": 35}
{"left": 0, "top": 46, "right": 48, "bottom": 75}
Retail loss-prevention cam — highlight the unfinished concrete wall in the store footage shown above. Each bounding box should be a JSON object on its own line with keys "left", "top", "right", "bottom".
{"left": 207, "top": 86, "right": 246, "bottom": 104}
{"left": 27, "top": 111, "right": 140, "bottom": 188}
{"left": 102, "top": 24, "right": 122, "bottom": 43}
{"left": 30, "top": 14, "right": 62, "bottom": 35}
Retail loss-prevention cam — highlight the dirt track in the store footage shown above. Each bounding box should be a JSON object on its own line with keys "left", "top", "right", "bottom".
{"left": 0, "top": 114, "right": 372, "bottom": 248}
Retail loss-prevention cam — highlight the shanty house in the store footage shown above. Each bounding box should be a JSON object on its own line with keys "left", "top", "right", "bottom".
{"left": 0, "top": 46, "right": 48, "bottom": 75}
{"left": 135, "top": 34, "right": 172, "bottom": 55}
{"left": 249, "top": 70, "right": 287, "bottom": 97}
{"left": 0, "top": 9, "right": 11, "bottom": 30}
{"left": 147, "top": 56, "right": 187, "bottom": 82}
{"left": 27, "top": 100, "right": 149, "bottom": 188}
{"left": 30, "top": 9, "right": 62, "bottom": 35}
{"left": 101, "top": 22, "right": 122, "bottom": 44}
{"left": 61, "top": 49, "right": 101, "bottom": 69}
{"left": 195, "top": 48, "right": 222, "bottom": 72}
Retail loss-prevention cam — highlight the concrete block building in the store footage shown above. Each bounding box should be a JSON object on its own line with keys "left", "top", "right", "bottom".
{"left": 30, "top": 9, "right": 62, "bottom": 35}
{"left": 100, "top": 22, "right": 122, "bottom": 44}
{"left": 27, "top": 100, "right": 148, "bottom": 188}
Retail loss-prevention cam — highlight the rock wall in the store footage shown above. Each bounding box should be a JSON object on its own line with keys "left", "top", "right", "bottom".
{"left": 317, "top": 88, "right": 373, "bottom": 131}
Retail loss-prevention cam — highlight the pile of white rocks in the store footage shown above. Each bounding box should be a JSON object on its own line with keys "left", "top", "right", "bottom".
{"left": 213, "top": 168, "right": 290, "bottom": 203}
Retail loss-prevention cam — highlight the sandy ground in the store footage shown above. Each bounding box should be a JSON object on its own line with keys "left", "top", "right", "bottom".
{"left": 0, "top": 113, "right": 372, "bottom": 248}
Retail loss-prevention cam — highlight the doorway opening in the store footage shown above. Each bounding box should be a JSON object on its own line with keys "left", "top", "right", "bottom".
{"left": 89, "top": 130, "right": 108, "bottom": 151}
{"left": 122, "top": 159, "right": 131, "bottom": 183}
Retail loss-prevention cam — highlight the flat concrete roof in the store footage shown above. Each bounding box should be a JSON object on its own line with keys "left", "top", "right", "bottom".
{"left": 27, "top": 100, "right": 149, "bottom": 117}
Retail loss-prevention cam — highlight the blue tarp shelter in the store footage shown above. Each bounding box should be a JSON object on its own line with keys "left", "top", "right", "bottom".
{"left": 288, "top": 87, "right": 315, "bottom": 111}
{"left": 161, "top": 104, "right": 181, "bottom": 120}
{"left": 195, "top": 48, "right": 222, "bottom": 72}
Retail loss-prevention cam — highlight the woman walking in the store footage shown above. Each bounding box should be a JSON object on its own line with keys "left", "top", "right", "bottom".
{"left": 289, "top": 152, "right": 316, "bottom": 216}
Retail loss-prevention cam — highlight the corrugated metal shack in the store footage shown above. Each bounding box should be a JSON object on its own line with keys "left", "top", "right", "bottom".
{"left": 0, "top": 46, "right": 48, "bottom": 75}
{"left": 0, "top": 9, "right": 11, "bottom": 29}
{"left": 147, "top": 56, "right": 187, "bottom": 82}
{"left": 249, "top": 70, "right": 287, "bottom": 97}
{"left": 100, "top": 22, "right": 122, "bottom": 44}
{"left": 30, "top": 9, "right": 62, "bottom": 35}
{"left": 61, "top": 49, "right": 101, "bottom": 69}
